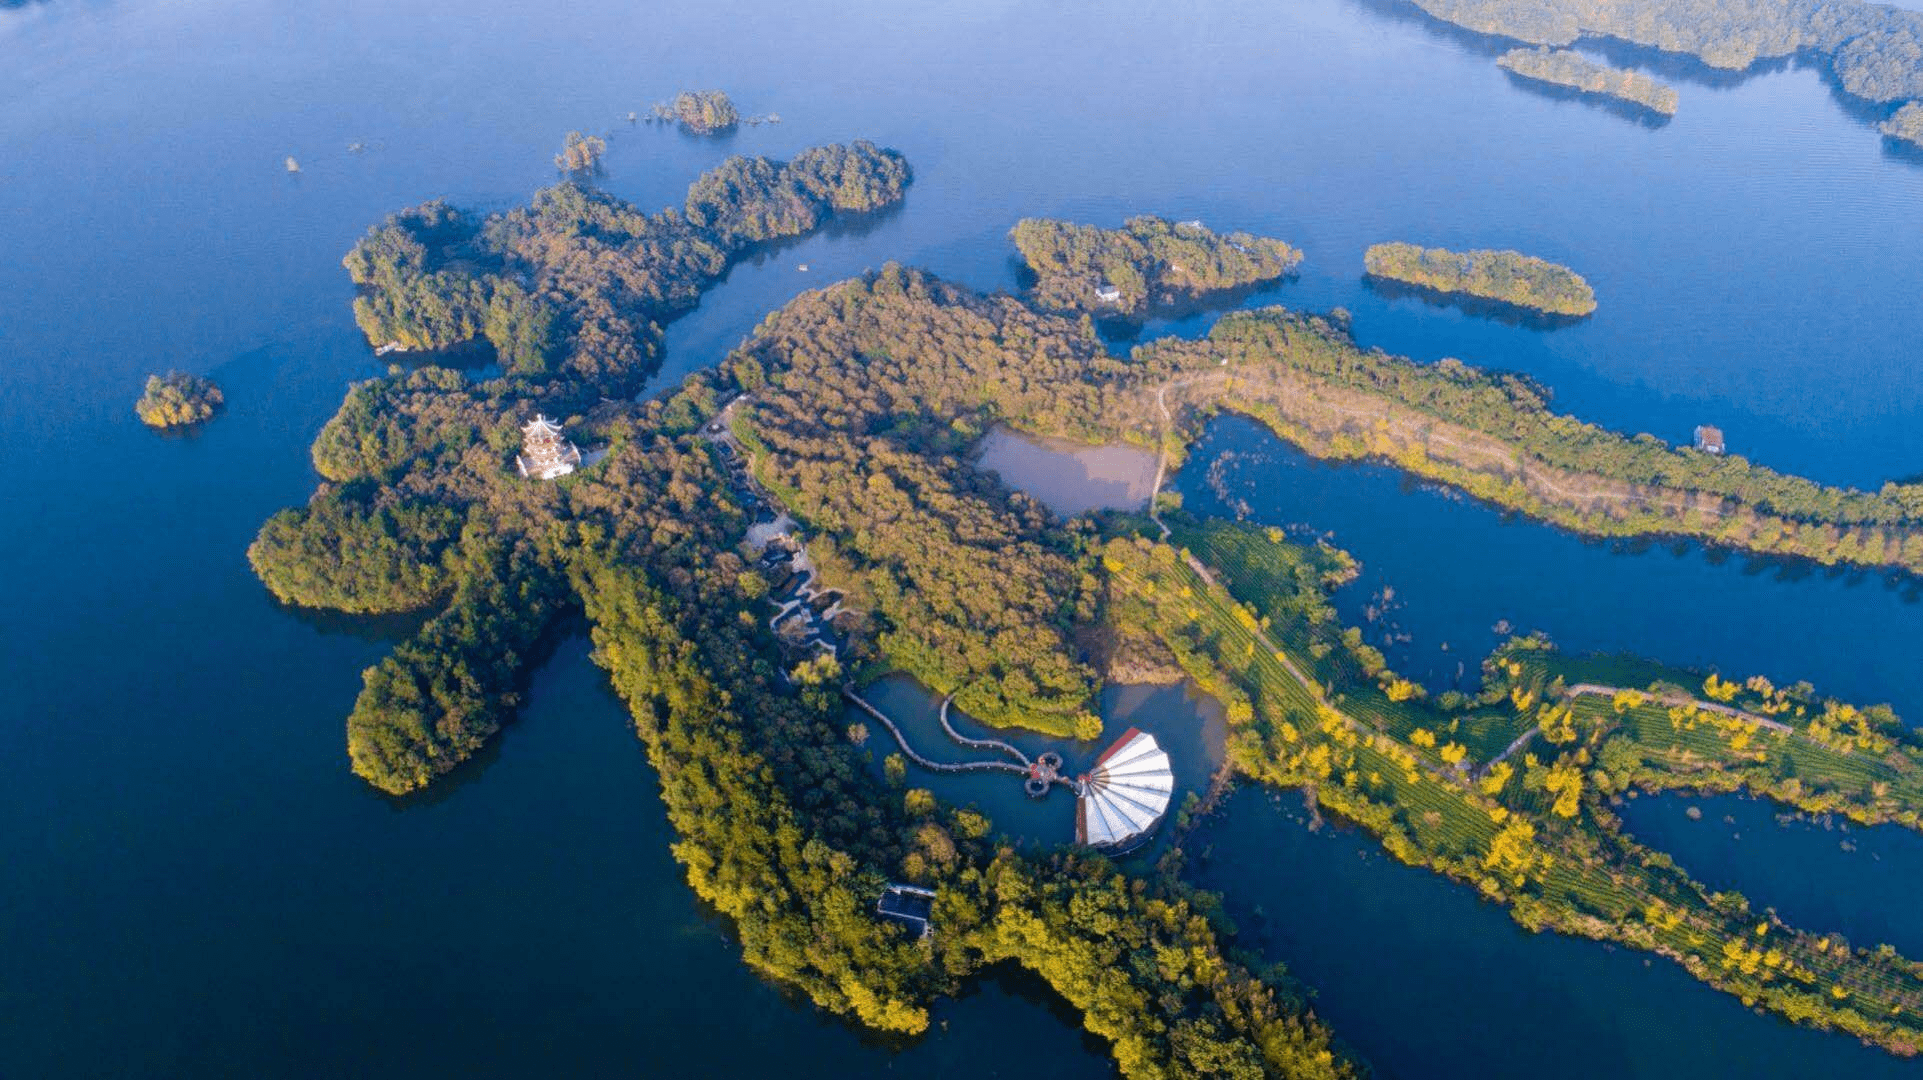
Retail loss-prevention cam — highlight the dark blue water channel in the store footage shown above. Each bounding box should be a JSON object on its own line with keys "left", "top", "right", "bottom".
{"left": 7, "top": 0, "right": 1923, "bottom": 1073}
{"left": 1188, "top": 790, "right": 1922, "bottom": 1080}
{"left": 1172, "top": 416, "right": 1923, "bottom": 1075}
{"left": 1179, "top": 417, "right": 1923, "bottom": 721}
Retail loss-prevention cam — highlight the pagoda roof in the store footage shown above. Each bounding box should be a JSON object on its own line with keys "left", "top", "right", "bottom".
{"left": 522, "top": 414, "right": 566, "bottom": 438}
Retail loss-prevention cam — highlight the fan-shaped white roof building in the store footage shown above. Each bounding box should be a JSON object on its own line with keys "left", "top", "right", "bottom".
{"left": 1074, "top": 727, "right": 1173, "bottom": 850}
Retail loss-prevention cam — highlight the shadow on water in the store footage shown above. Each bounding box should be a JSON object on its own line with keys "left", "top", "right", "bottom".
{"left": 1346, "top": 0, "right": 1790, "bottom": 90}
{"left": 1252, "top": 437, "right": 1898, "bottom": 600}
{"left": 1497, "top": 71, "right": 1674, "bottom": 128}
{"left": 382, "top": 721, "right": 516, "bottom": 811}
{"left": 969, "top": 962, "right": 1118, "bottom": 1063}
{"left": 1180, "top": 417, "right": 1923, "bottom": 705}
{"left": 142, "top": 416, "right": 223, "bottom": 443}
{"left": 1361, "top": 274, "right": 1589, "bottom": 330}
{"left": 270, "top": 597, "right": 434, "bottom": 644}
{"left": 382, "top": 617, "right": 590, "bottom": 810}
{"left": 1351, "top": 0, "right": 1923, "bottom": 158}
{"left": 722, "top": 196, "right": 911, "bottom": 276}
{"left": 1880, "top": 133, "right": 1923, "bottom": 168}
{"left": 1091, "top": 276, "right": 1301, "bottom": 347}
{"left": 1343, "top": 0, "right": 1520, "bottom": 59}
{"left": 373, "top": 337, "right": 501, "bottom": 375}
{"left": 1569, "top": 34, "right": 1795, "bottom": 90}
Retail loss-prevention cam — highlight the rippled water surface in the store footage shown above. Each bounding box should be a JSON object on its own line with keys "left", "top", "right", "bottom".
{"left": 5, "top": 0, "right": 1922, "bottom": 1074}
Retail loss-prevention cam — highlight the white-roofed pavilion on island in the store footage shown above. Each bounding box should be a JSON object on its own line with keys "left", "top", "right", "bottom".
{"left": 1074, "top": 728, "right": 1173, "bottom": 850}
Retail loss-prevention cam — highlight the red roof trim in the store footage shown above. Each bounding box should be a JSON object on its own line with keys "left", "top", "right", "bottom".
{"left": 1093, "top": 726, "right": 1145, "bottom": 768}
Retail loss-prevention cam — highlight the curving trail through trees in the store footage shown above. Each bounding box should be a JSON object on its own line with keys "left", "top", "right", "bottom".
{"left": 1483, "top": 682, "right": 1799, "bottom": 774}
{"left": 1563, "top": 683, "right": 1793, "bottom": 735}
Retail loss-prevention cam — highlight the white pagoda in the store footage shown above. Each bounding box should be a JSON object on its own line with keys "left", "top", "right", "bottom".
{"left": 515, "top": 414, "right": 582, "bottom": 480}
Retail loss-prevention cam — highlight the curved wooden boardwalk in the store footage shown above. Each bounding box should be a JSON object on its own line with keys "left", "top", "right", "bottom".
{"left": 938, "top": 695, "right": 1031, "bottom": 766}
{"left": 844, "top": 687, "right": 1028, "bottom": 776}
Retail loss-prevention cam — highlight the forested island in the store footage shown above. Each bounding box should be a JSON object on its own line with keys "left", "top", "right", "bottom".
{"left": 1399, "top": 0, "right": 1923, "bottom": 145}
{"left": 657, "top": 89, "right": 740, "bottom": 133}
{"left": 1010, "top": 215, "right": 1302, "bottom": 316}
{"left": 1364, "top": 241, "right": 1597, "bottom": 316}
{"left": 135, "top": 371, "right": 223, "bottom": 429}
{"left": 257, "top": 186, "right": 1923, "bottom": 1074}
{"left": 554, "top": 130, "right": 605, "bottom": 173}
{"left": 1496, "top": 47, "right": 1679, "bottom": 116}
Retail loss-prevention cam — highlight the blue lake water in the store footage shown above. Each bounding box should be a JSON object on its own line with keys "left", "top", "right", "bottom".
{"left": 1177, "top": 417, "right": 1923, "bottom": 720}
{"left": 6, "top": 0, "right": 1923, "bottom": 1073}
{"left": 1189, "top": 789, "right": 1921, "bottom": 1080}
{"left": 1615, "top": 791, "right": 1923, "bottom": 960}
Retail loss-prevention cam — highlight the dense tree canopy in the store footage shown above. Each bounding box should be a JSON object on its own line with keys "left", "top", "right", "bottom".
{"left": 729, "top": 266, "right": 1132, "bottom": 735}
{"left": 1883, "top": 100, "right": 1923, "bottom": 147}
{"left": 1400, "top": 0, "right": 1923, "bottom": 115}
{"left": 1363, "top": 242, "right": 1597, "bottom": 316}
{"left": 1496, "top": 47, "right": 1679, "bottom": 114}
{"left": 554, "top": 130, "right": 605, "bottom": 173}
{"left": 1011, "top": 215, "right": 1302, "bottom": 316}
{"left": 340, "top": 142, "right": 911, "bottom": 400}
{"left": 1140, "top": 305, "right": 1923, "bottom": 574}
{"left": 249, "top": 494, "right": 464, "bottom": 614}
{"left": 135, "top": 371, "right": 223, "bottom": 429}
{"left": 668, "top": 89, "right": 739, "bottom": 133}
{"left": 257, "top": 192, "right": 1923, "bottom": 1073}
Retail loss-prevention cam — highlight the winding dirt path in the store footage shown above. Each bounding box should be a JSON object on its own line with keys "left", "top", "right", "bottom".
{"left": 1149, "top": 380, "right": 1178, "bottom": 542}
{"left": 1563, "top": 683, "right": 1793, "bottom": 735}
{"left": 1483, "top": 682, "right": 1799, "bottom": 774}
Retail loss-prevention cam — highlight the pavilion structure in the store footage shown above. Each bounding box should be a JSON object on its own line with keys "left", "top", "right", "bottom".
{"left": 1073, "top": 728, "right": 1173, "bottom": 851}
{"left": 516, "top": 414, "right": 582, "bottom": 480}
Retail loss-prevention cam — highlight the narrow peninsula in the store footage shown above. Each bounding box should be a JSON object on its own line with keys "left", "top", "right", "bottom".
{"left": 1364, "top": 242, "right": 1597, "bottom": 317}
{"left": 1401, "top": 0, "right": 1923, "bottom": 108}
{"left": 1883, "top": 101, "right": 1923, "bottom": 149}
{"left": 1011, "top": 215, "right": 1301, "bottom": 316}
{"left": 135, "top": 371, "right": 223, "bottom": 429}
{"left": 1497, "top": 48, "right": 1678, "bottom": 116}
